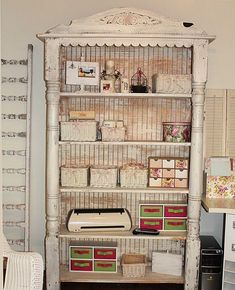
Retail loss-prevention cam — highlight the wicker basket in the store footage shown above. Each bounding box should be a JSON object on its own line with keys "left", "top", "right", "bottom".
{"left": 90, "top": 165, "right": 118, "bottom": 188}
{"left": 60, "top": 165, "right": 89, "bottom": 187}
{"left": 60, "top": 121, "right": 97, "bottom": 141}
{"left": 121, "top": 254, "right": 146, "bottom": 278}
{"left": 120, "top": 164, "right": 148, "bottom": 188}
{"left": 101, "top": 126, "right": 126, "bottom": 141}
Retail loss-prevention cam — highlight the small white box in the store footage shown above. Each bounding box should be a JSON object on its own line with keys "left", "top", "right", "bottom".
{"left": 61, "top": 165, "right": 89, "bottom": 187}
{"left": 90, "top": 165, "right": 118, "bottom": 188}
{"left": 152, "top": 251, "right": 183, "bottom": 276}
{"left": 152, "top": 74, "right": 192, "bottom": 94}
{"left": 60, "top": 121, "right": 97, "bottom": 141}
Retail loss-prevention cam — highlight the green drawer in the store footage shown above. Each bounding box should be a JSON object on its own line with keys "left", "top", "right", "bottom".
{"left": 140, "top": 205, "right": 163, "bottom": 217}
{"left": 94, "top": 260, "right": 116, "bottom": 272}
{"left": 164, "top": 219, "right": 187, "bottom": 231}
{"left": 70, "top": 247, "right": 93, "bottom": 259}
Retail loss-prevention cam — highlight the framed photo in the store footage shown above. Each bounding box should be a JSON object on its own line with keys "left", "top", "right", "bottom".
{"left": 100, "top": 79, "right": 115, "bottom": 93}
{"left": 66, "top": 61, "right": 99, "bottom": 86}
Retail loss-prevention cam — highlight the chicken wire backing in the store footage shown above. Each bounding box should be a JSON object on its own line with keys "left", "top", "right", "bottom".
{"left": 60, "top": 237, "right": 185, "bottom": 266}
{"left": 60, "top": 45, "right": 192, "bottom": 93}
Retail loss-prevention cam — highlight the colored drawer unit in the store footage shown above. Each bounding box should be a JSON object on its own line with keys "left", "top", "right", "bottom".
{"left": 164, "top": 218, "right": 187, "bottom": 231}
{"left": 70, "top": 247, "right": 92, "bottom": 259}
{"left": 94, "top": 248, "right": 116, "bottom": 260}
{"left": 94, "top": 260, "right": 117, "bottom": 272}
{"left": 140, "top": 205, "right": 163, "bottom": 218}
{"left": 164, "top": 205, "right": 187, "bottom": 218}
{"left": 140, "top": 218, "right": 163, "bottom": 230}
{"left": 69, "top": 240, "right": 117, "bottom": 273}
{"left": 70, "top": 260, "right": 93, "bottom": 272}
{"left": 148, "top": 157, "right": 189, "bottom": 188}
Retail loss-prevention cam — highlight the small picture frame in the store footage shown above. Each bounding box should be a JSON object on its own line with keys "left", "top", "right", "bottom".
{"left": 66, "top": 61, "right": 99, "bottom": 86}
{"left": 100, "top": 79, "right": 115, "bottom": 93}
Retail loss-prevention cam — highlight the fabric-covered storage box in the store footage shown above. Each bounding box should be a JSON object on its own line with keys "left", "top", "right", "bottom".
{"left": 152, "top": 251, "right": 183, "bottom": 276}
{"left": 120, "top": 163, "right": 148, "bottom": 188}
{"left": 60, "top": 165, "right": 89, "bottom": 187}
{"left": 90, "top": 165, "right": 118, "bottom": 188}
{"left": 60, "top": 121, "right": 97, "bottom": 141}
{"left": 101, "top": 126, "right": 126, "bottom": 141}
{"left": 205, "top": 174, "right": 235, "bottom": 199}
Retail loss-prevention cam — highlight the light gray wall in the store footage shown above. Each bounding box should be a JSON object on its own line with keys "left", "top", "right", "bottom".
{"left": 2, "top": 0, "right": 234, "bottom": 256}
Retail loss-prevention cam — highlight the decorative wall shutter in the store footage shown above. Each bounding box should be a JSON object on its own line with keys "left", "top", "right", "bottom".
{"left": 226, "top": 89, "right": 235, "bottom": 156}
{"left": 204, "top": 89, "right": 227, "bottom": 159}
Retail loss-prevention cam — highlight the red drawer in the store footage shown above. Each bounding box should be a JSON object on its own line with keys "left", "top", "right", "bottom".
{"left": 70, "top": 259, "right": 92, "bottom": 272}
{"left": 94, "top": 248, "right": 116, "bottom": 260}
{"left": 164, "top": 205, "right": 187, "bottom": 217}
{"left": 140, "top": 218, "right": 163, "bottom": 230}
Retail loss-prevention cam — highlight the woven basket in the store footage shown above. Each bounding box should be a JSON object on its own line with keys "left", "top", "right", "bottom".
{"left": 60, "top": 121, "right": 97, "bottom": 141}
{"left": 121, "top": 254, "right": 146, "bottom": 278}
{"left": 90, "top": 165, "right": 118, "bottom": 188}
{"left": 60, "top": 165, "right": 89, "bottom": 187}
{"left": 101, "top": 126, "right": 126, "bottom": 141}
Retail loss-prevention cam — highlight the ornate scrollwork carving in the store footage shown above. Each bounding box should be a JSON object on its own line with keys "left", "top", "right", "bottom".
{"left": 100, "top": 11, "right": 161, "bottom": 26}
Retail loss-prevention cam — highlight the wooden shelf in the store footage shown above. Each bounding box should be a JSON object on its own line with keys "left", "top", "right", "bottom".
{"left": 201, "top": 194, "right": 235, "bottom": 214}
{"left": 60, "top": 264, "right": 184, "bottom": 284}
{"left": 60, "top": 92, "right": 192, "bottom": 99}
{"left": 60, "top": 186, "right": 189, "bottom": 194}
{"left": 59, "top": 225, "right": 187, "bottom": 240}
{"left": 59, "top": 140, "right": 191, "bottom": 146}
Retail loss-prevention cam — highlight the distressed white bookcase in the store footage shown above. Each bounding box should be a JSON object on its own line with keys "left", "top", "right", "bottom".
{"left": 37, "top": 8, "right": 215, "bottom": 290}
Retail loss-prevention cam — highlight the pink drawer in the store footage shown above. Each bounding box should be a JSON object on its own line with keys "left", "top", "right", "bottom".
{"left": 163, "top": 169, "right": 175, "bottom": 178}
{"left": 70, "top": 260, "right": 93, "bottom": 272}
{"left": 175, "top": 178, "right": 188, "bottom": 188}
{"left": 162, "top": 178, "right": 174, "bottom": 188}
{"left": 175, "top": 159, "right": 189, "bottom": 169}
{"left": 149, "top": 158, "right": 162, "bottom": 168}
{"left": 175, "top": 169, "right": 188, "bottom": 179}
{"left": 149, "top": 168, "right": 162, "bottom": 178}
{"left": 164, "top": 205, "right": 187, "bottom": 217}
{"left": 94, "top": 248, "right": 116, "bottom": 260}
{"left": 140, "top": 218, "right": 163, "bottom": 230}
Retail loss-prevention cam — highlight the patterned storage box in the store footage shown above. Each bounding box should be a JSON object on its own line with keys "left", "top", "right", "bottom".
{"left": 120, "top": 163, "right": 148, "bottom": 188}
{"left": 60, "top": 165, "right": 89, "bottom": 187}
{"left": 139, "top": 202, "right": 187, "bottom": 231}
{"left": 101, "top": 126, "right": 126, "bottom": 141}
{"left": 90, "top": 165, "right": 118, "bottom": 188}
{"left": 148, "top": 157, "right": 189, "bottom": 188}
{"left": 205, "top": 174, "right": 235, "bottom": 199}
{"left": 60, "top": 121, "right": 97, "bottom": 141}
{"left": 69, "top": 241, "right": 117, "bottom": 273}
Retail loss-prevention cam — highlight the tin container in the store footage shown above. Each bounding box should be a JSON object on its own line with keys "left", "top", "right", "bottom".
{"left": 162, "top": 122, "right": 191, "bottom": 143}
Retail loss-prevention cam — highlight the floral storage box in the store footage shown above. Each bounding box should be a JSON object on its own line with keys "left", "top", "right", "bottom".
{"left": 206, "top": 174, "right": 235, "bottom": 199}
{"left": 120, "top": 163, "right": 148, "bottom": 188}
{"left": 60, "top": 165, "right": 89, "bottom": 187}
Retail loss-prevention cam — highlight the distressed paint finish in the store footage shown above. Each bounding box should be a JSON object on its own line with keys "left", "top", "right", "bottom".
{"left": 185, "top": 40, "right": 209, "bottom": 290}
{"left": 45, "top": 39, "right": 60, "bottom": 290}
{"left": 37, "top": 8, "right": 215, "bottom": 290}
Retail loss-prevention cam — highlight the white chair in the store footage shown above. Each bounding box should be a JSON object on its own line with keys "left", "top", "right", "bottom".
{"left": 2, "top": 233, "right": 44, "bottom": 290}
